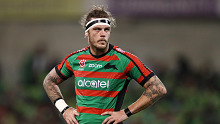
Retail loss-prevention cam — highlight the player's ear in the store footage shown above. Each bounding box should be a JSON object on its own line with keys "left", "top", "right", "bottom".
{"left": 85, "top": 32, "right": 88, "bottom": 38}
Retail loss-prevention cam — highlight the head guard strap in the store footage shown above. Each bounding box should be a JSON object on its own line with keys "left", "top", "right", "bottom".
{"left": 85, "top": 18, "right": 111, "bottom": 32}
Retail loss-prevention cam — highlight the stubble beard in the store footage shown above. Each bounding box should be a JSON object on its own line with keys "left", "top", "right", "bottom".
{"left": 97, "top": 39, "right": 109, "bottom": 50}
{"left": 89, "top": 39, "right": 109, "bottom": 52}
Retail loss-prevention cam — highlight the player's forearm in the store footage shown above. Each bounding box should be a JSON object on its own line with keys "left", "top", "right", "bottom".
{"left": 127, "top": 76, "right": 167, "bottom": 115}
{"left": 43, "top": 68, "right": 64, "bottom": 103}
{"left": 127, "top": 91, "right": 163, "bottom": 115}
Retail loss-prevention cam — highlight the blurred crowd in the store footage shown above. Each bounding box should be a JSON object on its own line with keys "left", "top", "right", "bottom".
{"left": 0, "top": 46, "right": 220, "bottom": 124}
{"left": 0, "top": 43, "right": 60, "bottom": 124}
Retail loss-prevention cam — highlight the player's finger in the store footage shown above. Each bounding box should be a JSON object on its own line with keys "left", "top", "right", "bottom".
{"left": 70, "top": 118, "right": 76, "bottom": 124}
{"left": 71, "top": 116, "right": 79, "bottom": 124}
{"left": 73, "top": 111, "right": 79, "bottom": 116}
{"left": 65, "top": 115, "right": 75, "bottom": 124}
{"left": 102, "top": 116, "right": 112, "bottom": 124}
{"left": 113, "top": 121, "right": 120, "bottom": 124}
{"left": 66, "top": 118, "right": 71, "bottom": 124}
{"left": 101, "top": 111, "right": 113, "bottom": 116}
{"left": 106, "top": 118, "right": 115, "bottom": 124}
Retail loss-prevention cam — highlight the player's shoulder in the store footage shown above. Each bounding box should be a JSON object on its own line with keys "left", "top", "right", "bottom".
{"left": 112, "top": 45, "right": 126, "bottom": 54}
{"left": 112, "top": 45, "right": 139, "bottom": 61}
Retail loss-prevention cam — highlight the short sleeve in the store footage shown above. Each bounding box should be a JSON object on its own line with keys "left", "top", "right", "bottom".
{"left": 55, "top": 56, "right": 73, "bottom": 80}
{"left": 125, "top": 52, "right": 155, "bottom": 86}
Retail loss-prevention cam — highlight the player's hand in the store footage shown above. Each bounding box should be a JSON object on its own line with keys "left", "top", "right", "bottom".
{"left": 101, "top": 110, "right": 128, "bottom": 124}
{"left": 63, "top": 107, "right": 79, "bottom": 124}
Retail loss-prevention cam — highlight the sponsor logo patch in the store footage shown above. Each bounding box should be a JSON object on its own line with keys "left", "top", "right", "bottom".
{"left": 89, "top": 64, "right": 103, "bottom": 68}
{"left": 79, "top": 59, "right": 87, "bottom": 68}
{"left": 78, "top": 79, "right": 109, "bottom": 88}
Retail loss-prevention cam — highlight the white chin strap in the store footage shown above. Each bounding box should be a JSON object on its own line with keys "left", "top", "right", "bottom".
{"left": 85, "top": 18, "right": 111, "bottom": 33}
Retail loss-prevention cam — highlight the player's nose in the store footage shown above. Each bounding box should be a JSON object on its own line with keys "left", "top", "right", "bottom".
{"left": 100, "top": 29, "right": 106, "bottom": 37}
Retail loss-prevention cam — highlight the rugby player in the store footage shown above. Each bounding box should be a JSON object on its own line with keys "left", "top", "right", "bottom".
{"left": 43, "top": 5, "right": 167, "bottom": 124}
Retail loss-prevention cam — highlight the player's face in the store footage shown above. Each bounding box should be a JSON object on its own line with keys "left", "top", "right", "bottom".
{"left": 87, "top": 24, "right": 111, "bottom": 51}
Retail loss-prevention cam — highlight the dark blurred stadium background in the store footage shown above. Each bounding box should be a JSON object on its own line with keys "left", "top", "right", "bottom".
{"left": 0, "top": 0, "right": 220, "bottom": 124}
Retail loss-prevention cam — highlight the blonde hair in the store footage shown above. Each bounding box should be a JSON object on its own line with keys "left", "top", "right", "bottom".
{"left": 80, "top": 5, "right": 116, "bottom": 29}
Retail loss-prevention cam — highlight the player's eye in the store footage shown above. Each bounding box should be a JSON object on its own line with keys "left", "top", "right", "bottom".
{"left": 104, "top": 28, "right": 110, "bottom": 31}
{"left": 93, "top": 28, "right": 101, "bottom": 31}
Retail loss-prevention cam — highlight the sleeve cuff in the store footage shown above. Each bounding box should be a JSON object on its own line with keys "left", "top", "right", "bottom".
{"left": 139, "top": 72, "right": 155, "bottom": 86}
{"left": 55, "top": 66, "right": 68, "bottom": 80}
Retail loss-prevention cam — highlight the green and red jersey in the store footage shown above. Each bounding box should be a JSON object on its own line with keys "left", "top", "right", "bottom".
{"left": 55, "top": 44, "right": 154, "bottom": 124}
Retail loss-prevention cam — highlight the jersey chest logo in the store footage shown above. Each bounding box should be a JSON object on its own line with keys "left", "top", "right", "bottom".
{"left": 79, "top": 59, "right": 87, "bottom": 68}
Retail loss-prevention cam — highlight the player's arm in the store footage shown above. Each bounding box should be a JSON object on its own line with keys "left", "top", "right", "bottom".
{"left": 43, "top": 67, "right": 79, "bottom": 124}
{"left": 125, "top": 75, "right": 167, "bottom": 114}
{"left": 102, "top": 75, "right": 167, "bottom": 124}
{"left": 43, "top": 67, "right": 64, "bottom": 103}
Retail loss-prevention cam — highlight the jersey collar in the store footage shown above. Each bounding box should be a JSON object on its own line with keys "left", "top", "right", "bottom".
{"left": 89, "top": 44, "right": 113, "bottom": 58}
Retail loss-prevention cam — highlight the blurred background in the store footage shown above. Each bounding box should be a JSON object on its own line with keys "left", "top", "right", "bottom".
{"left": 0, "top": 0, "right": 220, "bottom": 124}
